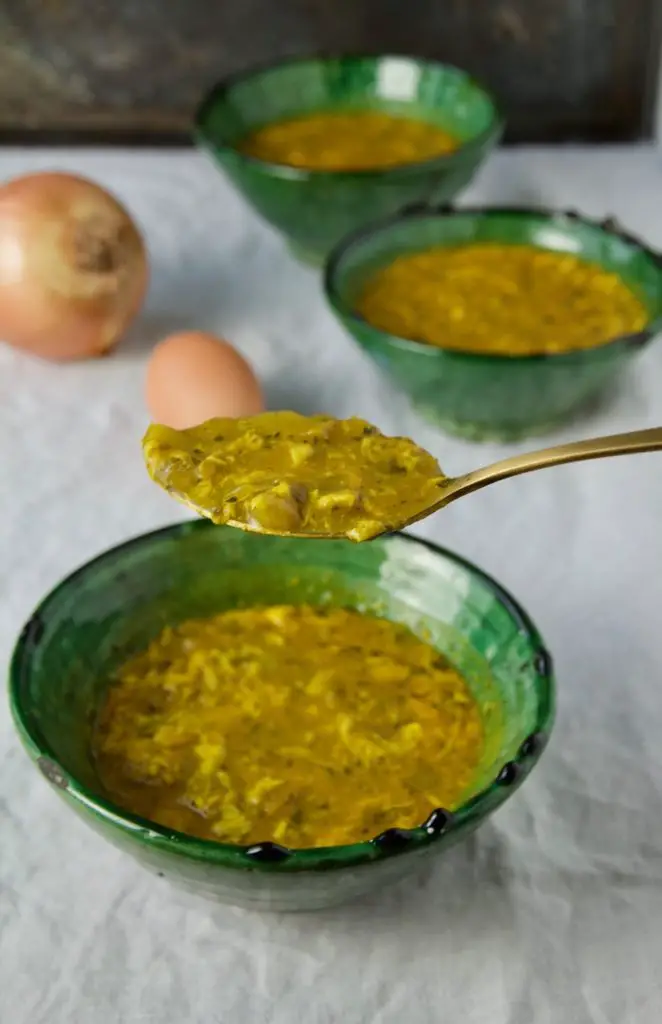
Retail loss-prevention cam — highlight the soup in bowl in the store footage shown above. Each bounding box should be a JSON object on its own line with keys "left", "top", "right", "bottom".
{"left": 10, "top": 522, "right": 553, "bottom": 911}
{"left": 195, "top": 55, "right": 502, "bottom": 262}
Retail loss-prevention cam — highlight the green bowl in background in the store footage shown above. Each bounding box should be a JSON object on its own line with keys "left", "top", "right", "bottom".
{"left": 325, "top": 205, "right": 662, "bottom": 441}
{"left": 9, "top": 521, "right": 553, "bottom": 912}
{"left": 195, "top": 55, "right": 502, "bottom": 263}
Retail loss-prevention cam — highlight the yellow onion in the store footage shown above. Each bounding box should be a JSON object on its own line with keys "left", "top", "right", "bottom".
{"left": 0, "top": 171, "right": 148, "bottom": 361}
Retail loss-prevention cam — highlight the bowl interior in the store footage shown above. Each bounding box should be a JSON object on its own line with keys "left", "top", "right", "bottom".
{"left": 11, "top": 522, "right": 552, "bottom": 862}
{"left": 327, "top": 207, "right": 662, "bottom": 341}
{"left": 196, "top": 55, "right": 499, "bottom": 162}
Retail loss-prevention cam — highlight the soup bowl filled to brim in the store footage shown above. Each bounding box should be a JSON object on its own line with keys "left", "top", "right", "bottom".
{"left": 195, "top": 54, "right": 502, "bottom": 264}
{"left": 10, "top": 521, "right": 554, "bottom": 912}
{"left": 324, "top": 204, "right": 662, "bottom": 441}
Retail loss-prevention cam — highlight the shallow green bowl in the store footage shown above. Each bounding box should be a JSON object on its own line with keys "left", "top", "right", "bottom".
{"left": 325, "top": 205, "right": 662, "bottom": 440}
{"left": 9, "top": 522, "right": 553, "bottom": 912}
{"left": 195, "top": 55, "right": 502, "bottom": 263}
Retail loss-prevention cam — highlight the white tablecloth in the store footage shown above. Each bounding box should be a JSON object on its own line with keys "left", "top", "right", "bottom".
{"left": 2, "top": 145, "right": 662, "bottom": 1023}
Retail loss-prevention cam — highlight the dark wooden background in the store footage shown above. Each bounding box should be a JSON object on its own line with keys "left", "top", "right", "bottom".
{"left": 1, "top": 0, "right": 660, "bottom": 145}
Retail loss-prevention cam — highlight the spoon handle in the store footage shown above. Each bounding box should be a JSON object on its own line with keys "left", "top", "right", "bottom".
{"left": 447, "top": 426, "right": 662, "bottom": 501}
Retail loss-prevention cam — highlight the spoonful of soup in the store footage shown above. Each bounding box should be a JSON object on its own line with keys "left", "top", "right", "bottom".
{"left": 143, "top": 413, "right": 662, "bottom": 541}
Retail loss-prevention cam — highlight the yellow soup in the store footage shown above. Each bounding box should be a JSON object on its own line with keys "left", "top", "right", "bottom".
{"left": 94, "top": 605, "right": 485, "bottom": 848}
{"left": 237, "top": 110, "right": 459, "bottom": 171}
{"left": 143, "top": 412, "right": 446, "bottom": 542}
{"left": 356, "top": 243, "right": 648, "bottom": 356}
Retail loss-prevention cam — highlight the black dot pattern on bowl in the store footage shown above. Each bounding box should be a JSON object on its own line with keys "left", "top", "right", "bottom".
{"left": 496, "top": 761, "right": 520, "bottom": 786}
{"left": 245, "top": 842, "right": 291, "bottom": 863}
{"left": 534, "top": 648, "right": 553, "bottom": 676}
{"left": 372, "top": 827, "right": 415, "bottom": 853}
{"left": 519, "top": 731, "right": 546, "bottom": 759}
{"left": 400, "top": 201, "right": 430, "bottom": 217}
{"left": 20, "top": 613, "right": 45, "bottom": 650}
{"left": 423, "top": 807, "right": 453, "bottom": 835}
{"left": 624, "top": 330, "right": 650, "bottom": 350}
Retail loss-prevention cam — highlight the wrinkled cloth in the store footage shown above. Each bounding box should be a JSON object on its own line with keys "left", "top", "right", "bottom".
{"left": 2, "top": 146, "right": 662, "bottom": 1024}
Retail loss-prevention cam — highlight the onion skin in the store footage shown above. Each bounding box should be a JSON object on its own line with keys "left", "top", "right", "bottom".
{"left": 0, "top": 172, "right": 148, "bottom": 361}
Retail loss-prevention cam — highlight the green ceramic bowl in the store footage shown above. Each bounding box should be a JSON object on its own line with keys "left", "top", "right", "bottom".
{"left": 325, "top": 205, "right": 662, "bottom": 440}
{"left": 9, "top": 521, "right": 553, "bottom": 912}
{"left": 195, "top": 55, "right": 502, "bottom": 263}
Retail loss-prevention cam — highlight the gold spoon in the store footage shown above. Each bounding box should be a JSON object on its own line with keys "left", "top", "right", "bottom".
{"left": 145, "top": 418, "right": 662, "bottom": 541}
{"left": 221, "top": 425, "right": 662, "bottom": 540}
{"left": 397, "top": 425, "right": 662, "bottom": 532}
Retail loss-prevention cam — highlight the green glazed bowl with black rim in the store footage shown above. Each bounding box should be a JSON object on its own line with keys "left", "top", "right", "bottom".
{"left": 9, "top": 521, "right": 553, "bottom": 912}
{"left": 195, "top": 55, "right": 502, "bottom": 264}
{"left": 325, "top": 205, "right": 662, "bottom": 441}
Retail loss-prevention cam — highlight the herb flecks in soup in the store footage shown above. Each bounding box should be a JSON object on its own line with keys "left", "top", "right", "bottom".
{"left": 94, "top": 605, "right": 484, "bottom": 848}
{"left": 237, "top": 111, "right": 459, "bottom": 172}
{"left": 143, "top": 412, "right": 446, "bottom": 541}
{"left": 356, "top": 243, "right": 648, "bottom": 356}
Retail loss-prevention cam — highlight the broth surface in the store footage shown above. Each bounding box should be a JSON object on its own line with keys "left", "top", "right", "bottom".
{"left": 237, "top": 110, "right": 459, "bottom": 171}
{"left": 356, "top": 243, "right": 648, "bottom": 355}
{"left": 94, "top": 605, "right": 485, "bottom": 848}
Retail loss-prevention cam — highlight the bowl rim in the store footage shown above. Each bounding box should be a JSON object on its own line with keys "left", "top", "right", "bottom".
{"left": 9, "top": 520, "right": 555, "bottom": 874}
{"left": 324, "top": 203, "right": 662, "bottom": 363}
{"left": 194, "top": 52, "right": 504, "bottom": 181}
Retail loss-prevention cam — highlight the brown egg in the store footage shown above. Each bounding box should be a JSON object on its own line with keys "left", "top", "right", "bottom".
{"left": 145, "top": 331, "right": 264, "bottom": 428}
